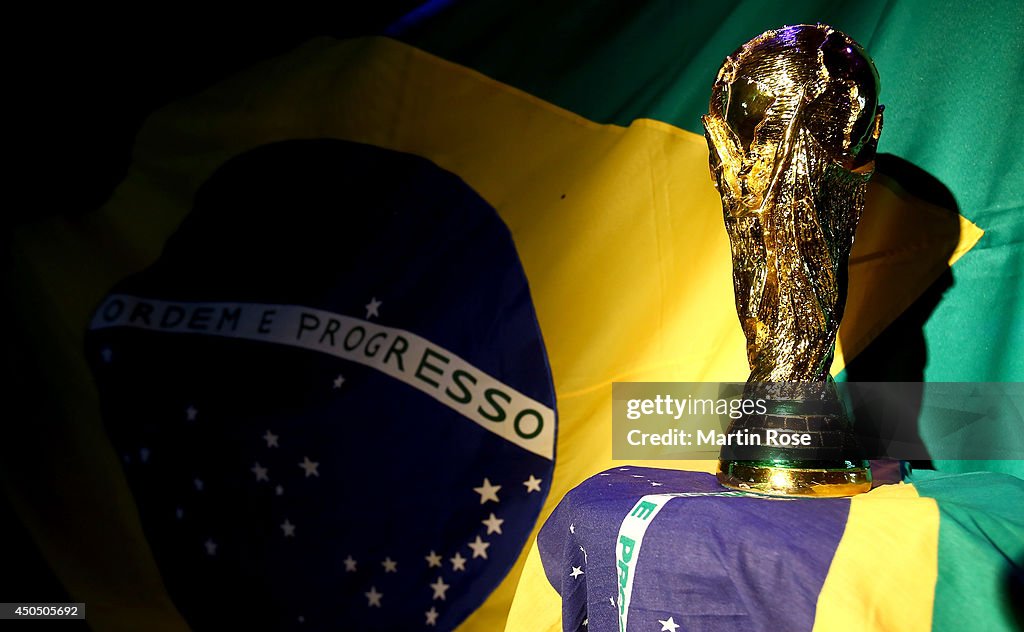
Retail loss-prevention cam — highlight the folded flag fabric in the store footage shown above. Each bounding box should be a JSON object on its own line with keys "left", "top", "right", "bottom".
{"left": 509, "top": 465, "right": 1024, "bottom": 632}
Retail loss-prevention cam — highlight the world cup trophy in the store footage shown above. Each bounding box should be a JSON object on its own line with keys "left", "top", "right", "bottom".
{"left": 703, "top": 24, "right": 883, "bottom": 497}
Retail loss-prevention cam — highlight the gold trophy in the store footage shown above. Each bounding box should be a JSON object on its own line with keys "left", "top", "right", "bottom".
{"left": 703, "top": 24, "right": 883, "bottom": 497}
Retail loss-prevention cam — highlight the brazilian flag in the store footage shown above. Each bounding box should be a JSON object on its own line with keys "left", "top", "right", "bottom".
{"left": 4, "top": 1, "right": 1022, "bottom": 631}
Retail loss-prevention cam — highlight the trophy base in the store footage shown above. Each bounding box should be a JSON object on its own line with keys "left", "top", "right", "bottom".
{"left": 717, "top": 459, "right": 871, "bottom": 498}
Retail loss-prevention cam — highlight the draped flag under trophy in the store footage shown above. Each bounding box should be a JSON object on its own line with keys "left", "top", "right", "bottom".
{"left": 526, "top": 464, "right": 1024, "bottom": 632}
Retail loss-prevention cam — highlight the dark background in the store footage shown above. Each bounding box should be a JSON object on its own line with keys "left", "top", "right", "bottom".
{"left": 10, "top": 6, "right": 425, "bottom": 229}
{"left": 4, "top": 3, "right": 422, "bottom": 617}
